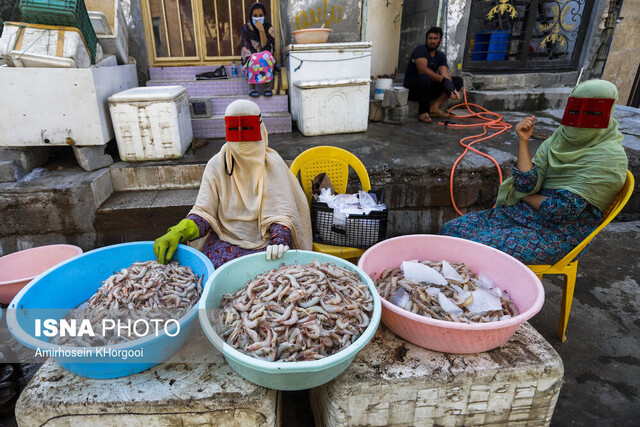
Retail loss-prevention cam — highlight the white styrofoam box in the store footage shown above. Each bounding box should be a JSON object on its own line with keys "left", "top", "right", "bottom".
{"left": 95, "top": 54, "right": 117, "bottom": 67}
{"left": 311, "top": 324, "right": 563, "bottom": 427}
{"left": 15, "top": 328, "right": 280, "bottom": 426}
{"left": 0, "top": 22, "right": 96, "bottom": 68}
{"left": 88, "top": 11, "right": 112, "bottom": 35}
{"left": 293, "top": 78, "right": 370, "bottom": 136}
{"left": 285, "top": 42, "right": 372, "bottom": 122}
{"left": 0, "top": 65, "right": 138, "bottom": 146}
{"left": 86, "top": 0, "right": 129, "bottom": 64}
{"left": 109, "top": 86, "right": 194, "bottom": 161}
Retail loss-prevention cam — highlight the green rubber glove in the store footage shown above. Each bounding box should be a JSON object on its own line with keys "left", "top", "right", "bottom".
{"left": 153, "top": 218, "right": 200, "bottom": 264}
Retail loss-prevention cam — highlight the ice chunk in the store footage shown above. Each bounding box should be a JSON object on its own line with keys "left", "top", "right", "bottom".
{"left": 402, "top": 261, "right": 447, "bottom": 285}
{"left": 450, "top": 283, "right": 470, "bottom": 299}
{"left": 438, "top": 293, "right": 463, "bottom": 315}
{"left": 425, "top": 287, "right": 441, "bottom": 297}
{"left": 442, "top": 260, "right": 464, "bottom": 282}
{"left": 477, "top": 272, "right": 495, "bottom": 289}
{"left": 388, "top": 288, "right": 411, "bottom": 310}
{"left": 467, "top": 289, "right": 503, "bottom": 313}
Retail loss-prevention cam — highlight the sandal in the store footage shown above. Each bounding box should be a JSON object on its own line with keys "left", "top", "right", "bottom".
{"left": 249, "top": 90, "right": 259, "bottom": 97}
{"left": 419, "top": 113, "right": 432, "bottom": 123}
{"left": 264, "top": 89, "right": 273, "bottom": 97}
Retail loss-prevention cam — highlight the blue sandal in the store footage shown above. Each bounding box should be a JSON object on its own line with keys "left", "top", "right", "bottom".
{"left": 264, "top": 89, "right": 273, "bottom": 97}
{"left": 249, "top": 90, "right": 259, "bottom": 97}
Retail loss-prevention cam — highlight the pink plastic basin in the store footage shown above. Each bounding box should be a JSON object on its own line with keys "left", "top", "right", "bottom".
{"left": 0, "top": 244, "right": 83, "bottom": 304}
{"left": 358, "top": 235, "right": 545, "bottom": 354}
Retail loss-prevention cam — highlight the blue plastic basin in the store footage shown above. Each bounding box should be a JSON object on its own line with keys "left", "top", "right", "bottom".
{"left": 198, "top": 250, "right": 382, "bottom": 391}
{"left": 7, "top": 242, "right": 214, "bottom": 378}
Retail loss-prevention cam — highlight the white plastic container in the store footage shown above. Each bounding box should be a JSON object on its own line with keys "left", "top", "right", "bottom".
{"left": 86, "top": 0, "right": 129, "bottom": 64}
{"left": 285, "top": 42, "right": 372, "bottom": 126}
{"left": 374, "top": 78, "right": 393, "bottom": 100}
{"left": 109, "top": 86, "right": 193, "bottom": 161}
{"left": 0, "top": 22, "right": 96, "bottom": 68}
{"left": 293, "top": 78, "right": 370, "bottom": 136}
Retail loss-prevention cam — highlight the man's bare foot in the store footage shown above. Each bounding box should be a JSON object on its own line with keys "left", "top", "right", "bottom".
{"left": 429, "top": 109, "right": 451, "bottom": 119}
{"left": 419, "top": 112, "right": 432, "bottom": 123}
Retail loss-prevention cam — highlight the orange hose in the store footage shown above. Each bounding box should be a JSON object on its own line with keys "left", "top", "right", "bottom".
{"left": 438, "top": 88, "right": 512, "bottom": 216}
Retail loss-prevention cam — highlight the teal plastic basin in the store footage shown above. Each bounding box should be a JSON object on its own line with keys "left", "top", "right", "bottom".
{"left": 198, "top": 250, "right": 381, "bottom": 391}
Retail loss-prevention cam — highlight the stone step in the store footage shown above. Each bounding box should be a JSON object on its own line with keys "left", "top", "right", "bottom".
{"left": 109, "top": 162, "right": 206, "bottom": 192}
{"left": 209, "top": 94, "right": 289, "bottom": 115}
{"left": 147, "top": 78, "right": 250, "bottom": 96}
{"left": 192, "top": 112, "right": 292, "bottom": 139}
{"left": 149, "top": 65, "right": 238, "bottom": 81}
{"left": 466, "top": 87, "right": 573, "bottom": 112}
{"left": 94, "top": 189, "right": 198, "bottom": 246}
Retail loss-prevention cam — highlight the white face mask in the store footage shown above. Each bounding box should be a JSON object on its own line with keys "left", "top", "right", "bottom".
{"left": 252, "top": 16, "right": 265, "bottom": 26}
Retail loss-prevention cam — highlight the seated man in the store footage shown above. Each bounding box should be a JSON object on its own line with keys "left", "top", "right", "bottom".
{"left": 403, "top": 26, "right": 463, "bottom": 123}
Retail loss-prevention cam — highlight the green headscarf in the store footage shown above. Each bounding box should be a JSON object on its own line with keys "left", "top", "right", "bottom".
{"left": 496, "top": 79, "right": 628, "bottom": 212}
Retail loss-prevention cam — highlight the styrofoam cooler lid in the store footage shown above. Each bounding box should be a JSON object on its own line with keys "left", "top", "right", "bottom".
{"left": 88, "top": 11, "right": 113, "bottom": 36}
{"left": 109, "top": 86, "right": 187, "bottom": 102}
{"left": 284, "top": 41, "right": 372, "bottom": 52}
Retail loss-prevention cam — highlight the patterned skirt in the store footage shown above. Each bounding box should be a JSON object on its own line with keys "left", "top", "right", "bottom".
{"left": 243, "top": 50, "right": 275, "bottom": 84}
{"left": 439, "top": 199, "right": 600, "bottom": 265}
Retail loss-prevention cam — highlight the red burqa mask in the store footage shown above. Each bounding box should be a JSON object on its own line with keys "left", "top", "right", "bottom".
{"left": 225, "top": 115, "right": 262, "bottom": 141}
{"left": 560, "top": 97, "right": 614, "bottom": 128}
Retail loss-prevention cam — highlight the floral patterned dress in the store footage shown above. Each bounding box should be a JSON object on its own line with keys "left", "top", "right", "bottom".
{"left": 440, "top": 167, "right": 602, "bottom": 264}
{"left": 187, "top": 213, "right": 291, "bottom": 269}
{"left": 240, "top": 22, "right": 276, "bottom": 84}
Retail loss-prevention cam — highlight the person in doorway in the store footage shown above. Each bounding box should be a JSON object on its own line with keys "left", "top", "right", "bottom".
{"left": 403, "top": 26, "right": 463, "bottom": 123}
{"left": 154, "top": 100, "right": 312, "bottom": 268}
{"left": 440, "top": 79, "right": 628, "bottom": 265}
{"left": 241, "top": 2, "right": 277, "bottom": 97}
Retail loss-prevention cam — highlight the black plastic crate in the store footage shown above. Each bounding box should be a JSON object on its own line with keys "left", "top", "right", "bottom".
{"left": 310, "top": 190, "right": 388, "bottom": 249}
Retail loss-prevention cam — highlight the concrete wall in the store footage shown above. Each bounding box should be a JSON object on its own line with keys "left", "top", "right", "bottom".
{"left": 602, "top": 0, "right": 640, "bottom": 104}
{"left": 120, "top": 0, "right": 150, "bottom": 85}
{"left": 281, "top": 0, "right": 366, "bottom": 45}
{"left": 365, "top": 0, "right": 403, "bottom": 77}
{"left": 397, "top": 0, "right": 617, "bottom": 89}
{"left": 397, "top": 0, "right": 439, "bottom": 78}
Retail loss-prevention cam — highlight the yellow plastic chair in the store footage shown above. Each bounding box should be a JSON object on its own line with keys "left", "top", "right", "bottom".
{"left": 290, "top": 146, "right": 371, "bottom": 260}
{"left": 528, "top": 170, "right": 635, "bottom": 342}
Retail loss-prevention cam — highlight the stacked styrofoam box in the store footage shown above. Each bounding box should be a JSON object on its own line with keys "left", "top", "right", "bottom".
{"left": 15, "top": 329, "right": 280, "bottom": 426}
{"left": 0, "top": 21, "right": 101, "bottom": 68}
{"left": 0, "top": 64, "right": 137, "bottom": 147}
{"left": 293, "top": 78, "right": 370, "bottom": 136}
{"left": 86, "top": 0, "right": 128, "bottom": 64}
{"left": 311, "top": 324, "right": 563, "bottom": 426}
{"left": 109, "top": 86, "right": 193, "bottom": 161}
{"left": 285, "top": 42, "right": 372, "bottom": 136}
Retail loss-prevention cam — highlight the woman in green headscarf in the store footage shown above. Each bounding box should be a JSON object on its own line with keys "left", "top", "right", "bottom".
{"left": 440, "top": 79, "right": 628, "bottom": 264}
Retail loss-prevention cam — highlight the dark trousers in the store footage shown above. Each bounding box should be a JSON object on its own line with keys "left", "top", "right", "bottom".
{"left": 406, "top": 75, "right": 464, "bottom": 114}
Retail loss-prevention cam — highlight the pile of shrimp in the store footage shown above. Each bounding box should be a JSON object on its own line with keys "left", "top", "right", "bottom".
{"left": 375, "top": 260, "right": 518, "bottom": 323}
{"left": 211, "top": 261, "right": 373, "bottom": 362}
{"left": 53, "top": 260, "right": 202, "bottom": 346}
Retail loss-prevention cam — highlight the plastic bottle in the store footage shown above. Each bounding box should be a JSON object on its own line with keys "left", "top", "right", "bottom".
{"left": 231, "top": 61, "right": 238, "bottom": 78}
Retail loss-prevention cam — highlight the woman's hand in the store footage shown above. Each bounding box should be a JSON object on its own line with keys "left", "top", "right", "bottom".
{"left": 254, "top": 19, "right": 265, "bottom": 33}
{"left": 516, "top": 116, "right": 535, "bottom": 141}
{"left": 266, "top": 244, "right": 289, "bottom": 261}
{"left": 516, "top": 116, "right": 535, "bottom": 172}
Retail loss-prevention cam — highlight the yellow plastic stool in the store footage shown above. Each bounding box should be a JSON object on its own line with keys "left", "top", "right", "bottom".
{"left": 528, "top": 170, "right": 634, "bottom": 342}
{"left": 290, "top": 146, "right": 372, "bottom": 260}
